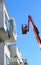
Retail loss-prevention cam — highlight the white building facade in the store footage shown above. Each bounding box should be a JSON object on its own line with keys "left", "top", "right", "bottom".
{"left": 0, "top": 0, "right": 17, "bottom": 42}
{"left": 0, "top": 43, "right": 27, "bottom": 65}
{"left": 0, "top": 1, "right": 27, "bottom": 65}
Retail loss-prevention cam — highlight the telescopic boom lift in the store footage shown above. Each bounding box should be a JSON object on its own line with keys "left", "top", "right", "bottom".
{"left": 22, "top": 15, "right": 41, "bottom": 49}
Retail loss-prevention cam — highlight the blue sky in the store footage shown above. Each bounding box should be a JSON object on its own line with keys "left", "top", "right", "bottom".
{"left": 5, "top": 0, "right": 41, "bottom": 65}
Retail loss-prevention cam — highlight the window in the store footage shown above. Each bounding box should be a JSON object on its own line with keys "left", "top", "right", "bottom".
{"left": 5, "top": 13, "right": 10, "bottom": 31}
{"left": 5, "top": 13, "right": 11, "bottom": 37}
{"left": 9, "top": 20, "right": 14, "bottom": 31}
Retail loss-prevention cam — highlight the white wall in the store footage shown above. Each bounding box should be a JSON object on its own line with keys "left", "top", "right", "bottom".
{"left": 4, "top": 44, "right": 10, "bottom": 59}
{"left": 4, "top": 44, "right": 10, "bottom": 65}
{"left": 0, "top": 42, "right": 10, "bottom": 65}
{"left": 0, "top": 43, "right": 4, "bottom": 65}
{"left": 9, "top": 44, "right": 23, "bottom": 62}
{"left": 3, "top": 2, "right": 9, "bottom": 31}
{"left": 0, "top": 1, "right": 9, "bottom": 30}
{"left": 0, "top": 2, "right": 3, "bottom": 28}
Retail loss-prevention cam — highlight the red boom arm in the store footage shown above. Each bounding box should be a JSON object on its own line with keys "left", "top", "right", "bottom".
{"left": 28, "top": 15, "right": 41, "bottom": 44}
{"left": 22, "top": 15, "right": 41, "bottom": 48}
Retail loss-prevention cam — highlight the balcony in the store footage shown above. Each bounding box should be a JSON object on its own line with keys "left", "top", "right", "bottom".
{"left": 0, "top": 16, "right": 17, "bottom": 42}
{"left": 10, "top": 58, "right": 28, "bottom": 65}
{"left": 10, "top": 57, "right": 20, "bottom": 65}
{"left": 22, "top": 59, "right": 28, "bottom": 65}
{"left": 20, "top": 60, "right": 27, "bottom": 65}
{"left": 0, "top": 2, "right": 17, "bottom": 42}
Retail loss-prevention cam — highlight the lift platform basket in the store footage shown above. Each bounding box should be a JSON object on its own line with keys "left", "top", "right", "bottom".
{"left": 22, "top": 24, "right": 28, "bottom": 34}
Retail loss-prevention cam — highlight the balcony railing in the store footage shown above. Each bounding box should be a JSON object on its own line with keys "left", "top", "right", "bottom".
{"left": 10, "top": 57, "right": 20, "bottom": 65}
{"left": 5, "top": 17, "right": 17, "bottom": 38}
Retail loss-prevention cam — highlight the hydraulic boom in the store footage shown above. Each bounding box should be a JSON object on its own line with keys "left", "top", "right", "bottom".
{"left": 22, "top": 15, "right": 41, "bottom": 49}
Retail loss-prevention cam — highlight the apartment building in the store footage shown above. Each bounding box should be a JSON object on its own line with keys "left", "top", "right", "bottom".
{"left": 0, "top": 1, "right": 27, "bottom": 65}
{"left": 0, "top": 0, "right": 17, "bottom": 42}
{"left": 0, "top": 43, "right": 27, "bottom": 65}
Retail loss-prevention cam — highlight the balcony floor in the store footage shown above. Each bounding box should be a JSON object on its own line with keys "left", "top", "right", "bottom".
{"left": 10, "top": 61, "right": 20, "bottom": 65}
{"left": 0, "top": 28, "right": 16, "bottom": 42}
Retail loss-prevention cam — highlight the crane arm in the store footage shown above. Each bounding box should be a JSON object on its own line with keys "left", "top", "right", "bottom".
{"left": 28, "top": 15, "right": 41, "bottom": 45}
